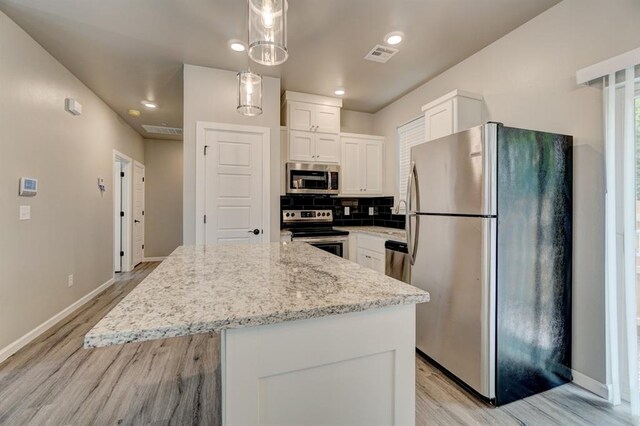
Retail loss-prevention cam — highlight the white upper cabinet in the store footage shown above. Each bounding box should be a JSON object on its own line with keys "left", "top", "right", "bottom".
{"left": 421, "top": 90, "right": 483, "bottom": 142}
{"left": 289, "top": 130, "right": 315, "bottom": 162}
{"left": 314, "top": 133, "right": 340, "bottom": 163}
{"left": 282, "top": 91, "right": 343, "bottom": 164}
{"left": 340, "top": 133, "right": 383, "bottom": 196}
{"left": 288, "top": 102, "right": 314, "bottom": 131}
{"left": 289, "top": 130, "right": 340, "bottom": 163}
{"left": 314, "top": 104, "right": 341, "bottom": 134}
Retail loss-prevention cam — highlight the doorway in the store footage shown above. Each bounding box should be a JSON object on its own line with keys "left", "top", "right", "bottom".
{"left": 195, "top": 122, "right": 271, "bottom": 246}
{"left": 113, "top": 150, "right": 133, "bottom": 273}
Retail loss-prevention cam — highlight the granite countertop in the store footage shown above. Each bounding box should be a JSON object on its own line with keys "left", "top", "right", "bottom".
{"left": 85, "top": 243, "right": 428, "bottom": 348}
{"left": 335, "top": 226, "right": 407, "bottom": 242}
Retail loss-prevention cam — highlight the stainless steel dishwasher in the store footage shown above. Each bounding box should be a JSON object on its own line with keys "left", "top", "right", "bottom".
{"left": 384, "top": 240, "right": 411, "bottom": 283}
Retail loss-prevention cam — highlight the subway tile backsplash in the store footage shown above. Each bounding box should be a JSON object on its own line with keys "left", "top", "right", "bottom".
{"left": 280, "top": 195, "right": 406, "bottom": 229}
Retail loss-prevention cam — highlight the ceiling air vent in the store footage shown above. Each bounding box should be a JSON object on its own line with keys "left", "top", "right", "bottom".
{"left": 364, "top": 44, "right": 399, "bottom": 63}
{"left": 141, "top": 125, "right": 183, "bottom": 136}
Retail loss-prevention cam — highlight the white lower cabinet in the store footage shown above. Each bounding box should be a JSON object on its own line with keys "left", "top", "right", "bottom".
{"left": 355, "top": 234, "right": 386, "bottom": 274}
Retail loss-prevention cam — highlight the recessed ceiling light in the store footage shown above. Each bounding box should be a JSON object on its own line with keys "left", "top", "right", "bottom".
{"left": 384, "top": 31, "right": 404, "bottom": 45}
{"left": 128, "top": 109, "right": 141, "bottom": 117}
{"left": 229, "top": 40, "right": 247, "bottom": 52}
{"left": 141, "top": 101, "right": 157, "bottom": 109}
{"left": 334, "top": 88, "right": 345, "bottom": 96}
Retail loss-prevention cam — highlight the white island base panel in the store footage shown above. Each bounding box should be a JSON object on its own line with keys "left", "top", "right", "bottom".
{"left": 222, "top": 304, "right": 416, "bottom": 426}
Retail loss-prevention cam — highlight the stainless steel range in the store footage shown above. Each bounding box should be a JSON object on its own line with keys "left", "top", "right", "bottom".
{"left": 282, "top": 209, "right": 349, "bottom": 258}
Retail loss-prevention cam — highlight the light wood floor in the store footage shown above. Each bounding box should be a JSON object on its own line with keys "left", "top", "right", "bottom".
{"left": 0, "top": 262, "right": 637, "bottom": 425}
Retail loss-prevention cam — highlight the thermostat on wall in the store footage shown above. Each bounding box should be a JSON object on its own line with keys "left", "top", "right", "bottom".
{"left": 19, "top": 177, "right": 38, "bottom": 196}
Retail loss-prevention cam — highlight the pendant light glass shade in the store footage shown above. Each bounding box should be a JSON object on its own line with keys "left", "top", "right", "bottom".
{"left": 248, "top": 0, "right": 288, "bottom": 66}
{"left": 237, "top": 71, "right": 263, "bottom": 116}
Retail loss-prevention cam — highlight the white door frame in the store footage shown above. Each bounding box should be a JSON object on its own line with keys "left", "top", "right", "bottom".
{"left": 113, "top": 150, "right": 133, "bottom": 272}
{"left": 195, "top": 121, "right": 271, "bottom": 246}
{"left": 132, "top": 160, "right": 146, "bottom": 266}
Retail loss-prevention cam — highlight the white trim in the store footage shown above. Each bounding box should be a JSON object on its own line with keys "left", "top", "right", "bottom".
{"left": 604, "top": 73, "right": 622, "bottom": 406}
{"left": 339, "top": 132, "right": 385, "bottom": 140}
{"left": 0, "top": 277, "right": 115, "bottom": 365}
{"left": 282, "top": 90, "right": 343, "bottom": 108}
{"left": 572, "top": 369, "right": 611, "bottom": 400}
{"left": 113, "top": 150, "right": 133, "bottom": 272}
{"left": 576, "top": 47, "right": 640, "bottom": 85}
{"left": 142, "top": 256, "right": 166, "bottom": 262}
{"left": 421, "top": 89, "right": 483, "bottom": 112}
{"left": 622, "top": 66, "right": 639, "bottom": 415}
{"left": 132, "top": 160, "right": 146, "bottom": 267}
{"left": 195, "top": 121, "right": 271, "bottom": 245}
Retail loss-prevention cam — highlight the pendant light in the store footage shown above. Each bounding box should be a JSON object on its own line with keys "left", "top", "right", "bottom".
{"left": 237, "top": 70, "right": 263, "bottom": 116}
{"left": 248, "top": 0, "right": 288, "bottom": 66}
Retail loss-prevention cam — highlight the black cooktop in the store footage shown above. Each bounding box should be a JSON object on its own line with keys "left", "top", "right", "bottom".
{"left": 289, "top": 227, "right": 349, "bottom": 238}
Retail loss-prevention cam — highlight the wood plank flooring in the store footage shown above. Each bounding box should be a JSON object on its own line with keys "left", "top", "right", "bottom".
{"left": 0, "top": 262, "right": 637, "bottom": 425}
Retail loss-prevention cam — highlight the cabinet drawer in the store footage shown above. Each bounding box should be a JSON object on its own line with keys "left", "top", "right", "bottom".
{"left": 357, "top": 234, "right": 385, "bottom": 254}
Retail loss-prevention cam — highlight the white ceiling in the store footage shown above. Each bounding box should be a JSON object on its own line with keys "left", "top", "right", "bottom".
{"left": 0, "top": 0, "right": 560, "bottom": 140}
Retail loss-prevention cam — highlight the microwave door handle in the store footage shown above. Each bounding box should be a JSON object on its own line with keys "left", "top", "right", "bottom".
{"left": 406, "top": 161, "right": 418, "bottom": 265}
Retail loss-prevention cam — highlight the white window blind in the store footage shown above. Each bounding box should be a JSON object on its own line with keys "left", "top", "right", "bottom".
{"left": 398, "top": 116, "right": 425, "bottom": 204}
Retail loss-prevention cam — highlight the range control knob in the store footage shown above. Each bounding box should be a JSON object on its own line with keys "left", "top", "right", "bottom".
{"left": 291, "top": 212, "right": 296, "bottom": 217}
{"left": 285, "top": 213, "right": 290, "bottom": 217}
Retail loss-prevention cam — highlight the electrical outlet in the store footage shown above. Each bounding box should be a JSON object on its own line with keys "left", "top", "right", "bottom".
{"left": 344, "top": 206, "right": 350, "bottom": 216}
{"left": 67, "top": 274, "right": 74, "bottom": 287}
{"left": 368, "top": 207, "right": 375, "bottom": 215}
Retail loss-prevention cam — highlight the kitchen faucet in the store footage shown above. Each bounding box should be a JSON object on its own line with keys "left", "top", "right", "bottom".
{"left": 394, "top": 199, "right": 407, "bottom": 214}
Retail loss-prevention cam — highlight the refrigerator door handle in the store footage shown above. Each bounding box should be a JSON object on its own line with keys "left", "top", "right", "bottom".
{"left": 406, "top": 161, "right": 419, "bottom": 265}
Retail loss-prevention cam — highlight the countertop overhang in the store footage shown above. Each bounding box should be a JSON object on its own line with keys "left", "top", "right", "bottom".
{"left": 85, "top": 243, "right": 428, "bottom": 348}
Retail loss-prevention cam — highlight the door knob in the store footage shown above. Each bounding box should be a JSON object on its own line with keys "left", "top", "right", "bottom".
{"left": 134, "top": 219, "right": 140, "bottom": 223}
{"left": 248, "top": 228, "right": 260, "bottom": 235}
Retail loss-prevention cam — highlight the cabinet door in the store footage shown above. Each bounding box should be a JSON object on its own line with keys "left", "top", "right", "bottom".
{"left": 370, "top": 251, "right": 386, "bottom": 274}
{"left": 315, "top": 105, "right": 340, "bottom": 134}
{"left": 289, "top": 102, "right": 314, "bottom": 132}
{"left": 425, "top": 99, "right": 453, "bottom": 141}
{"left": 363, "top": 141, "right": 382, "bottom": 195}
{"left": 357, "top": 250, "right": 372, "bottom": 269}
{"left": 341, "top": 139, "right": 362, "bottom": 195}
{"left": 289, "top": 130, "right": 315, "bottom": 162}
{"left": 315, "top": 133, "right": 340, "bottom": 164}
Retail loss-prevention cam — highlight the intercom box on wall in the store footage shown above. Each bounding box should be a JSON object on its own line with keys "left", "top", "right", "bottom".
{"left": 19, "top": 177, "right": 37, "bottom": 196}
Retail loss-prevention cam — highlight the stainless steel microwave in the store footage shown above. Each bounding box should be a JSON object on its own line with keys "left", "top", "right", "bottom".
{"left": 286, "top": 163, "right": 340, "bottom": 195}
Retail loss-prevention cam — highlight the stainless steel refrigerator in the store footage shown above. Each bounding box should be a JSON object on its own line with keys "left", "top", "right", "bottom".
{"left": 407, "top": 122, "right": 572, "bottom": 405}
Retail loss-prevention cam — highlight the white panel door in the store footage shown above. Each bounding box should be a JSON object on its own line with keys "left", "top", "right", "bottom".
{"left": 363, "top": 140, "right": 383, "bottom": 194}
{"left": 288, "top": 130, "right": 315, "bottom": 162}
{"left": 314, "top": 133, "right": 340, "bottom": 164}
{"left": 132, "top": 161, "right": 145, "bottom": 266}
{"left": 425, "top": 99, "right": 454, "bottom": 141}
{"left": 341, "top": 138, "right": 362, "bottom": 195}
{"left": 314, "top": 105, "right": 340, "bottom": 133}
{"left": 288, "top": 102, "right": 314, "bottom": 131}
{"left": 204, "top": 129, "right": 263, "bottom": 245}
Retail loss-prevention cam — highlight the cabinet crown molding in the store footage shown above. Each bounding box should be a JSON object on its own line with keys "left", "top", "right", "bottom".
{"left": 282, "top": 90, "right": 343, "bottom": 108}
{"left": 421, "top": 89, "right": 483, "bottom": 112}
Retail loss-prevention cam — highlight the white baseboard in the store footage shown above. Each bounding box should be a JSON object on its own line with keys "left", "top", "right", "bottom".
{"left": 142, "top": 257, "right": 166, "bottom": 262}
{"left": 0, "top": 276, "right": 115, "bottom": 365}
{"left": 572, "top": 369, "right": 611, "bottom": 400}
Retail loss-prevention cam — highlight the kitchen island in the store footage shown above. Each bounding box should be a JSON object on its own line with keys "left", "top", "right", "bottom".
{"left": 85, "top": 242, "right": 429, "bottom": 425}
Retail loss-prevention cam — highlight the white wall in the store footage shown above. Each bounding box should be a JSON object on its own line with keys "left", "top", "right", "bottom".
{"left": 144, "top": 139, "right": 183, "bottom": 257}
{"left": 341, "top": 110, "right": 375, "bottom": 135}
{"left": 0, "top": 11, "right": 144, "bottom": 352}
{"left": 183, "top": 65, "right": 281, "bottom": 243}
{"left": 373, "top": 0, "right": 640, "bottom": 384}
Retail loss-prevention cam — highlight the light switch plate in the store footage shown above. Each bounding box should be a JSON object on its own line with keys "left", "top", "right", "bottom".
{"left": 19, "top": 205, "right": 30, "bottom": 220}
{"left": 368, "top": 207, "right": 375, "bottom": 215}
{"left": 344, "top": 206, "right": 350, "bottom": 216}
